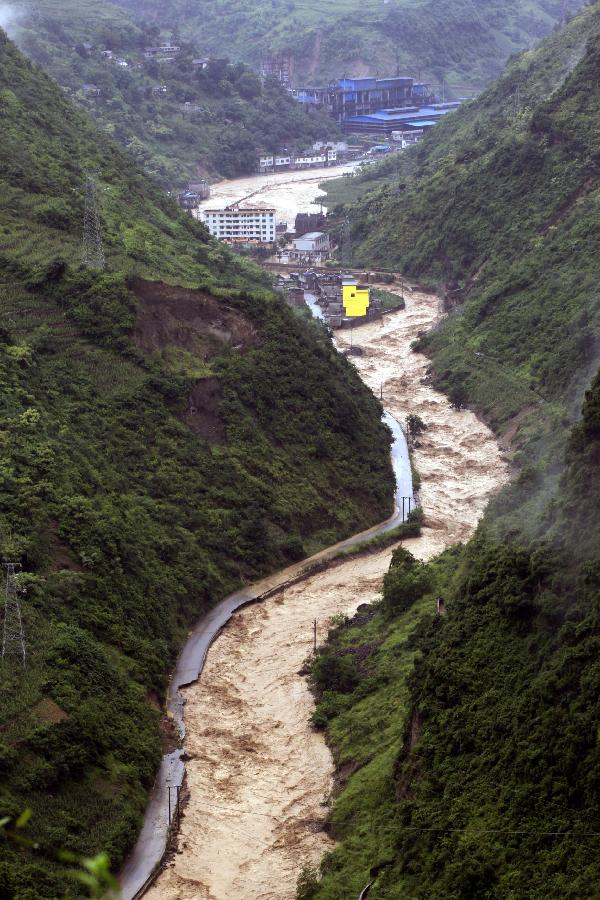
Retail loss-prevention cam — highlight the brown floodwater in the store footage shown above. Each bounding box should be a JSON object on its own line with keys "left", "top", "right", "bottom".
{"left": 147, "top": 206, "right": 509, "bottom": 900}
{"left": 195, "top": 164, "right": 358, "bottom": 228}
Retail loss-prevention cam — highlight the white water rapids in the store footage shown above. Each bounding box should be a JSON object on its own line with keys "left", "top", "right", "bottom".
{"left": 146, "top": 170, "right": 509, "bottom": 900}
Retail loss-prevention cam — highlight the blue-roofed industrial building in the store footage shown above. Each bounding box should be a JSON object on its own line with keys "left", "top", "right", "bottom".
{"left": 332, "top": 76, "right": 434, "bottom": 121}
{"left": 341, "top": 101, "right": 462, "bottom": 135}
{"left": 289, "top": 75, "right": 436, "bottom": 122}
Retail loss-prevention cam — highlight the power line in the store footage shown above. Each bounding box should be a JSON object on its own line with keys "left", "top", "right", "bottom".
{"left": 82, "top": 175, "right": 105, "bottom": 271}
{"left": 1, "top": 563, "right": 26, "bottom": 668}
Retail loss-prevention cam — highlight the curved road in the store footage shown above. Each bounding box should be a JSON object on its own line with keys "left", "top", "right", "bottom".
{"left": 119, "top": 308, "right": 414, "bottom": 900}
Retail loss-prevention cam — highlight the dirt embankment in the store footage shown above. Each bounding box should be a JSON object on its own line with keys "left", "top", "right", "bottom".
{"left": 130, "top": 279, "right": 259, "bottom": 444}
{"left": 131, "top": 279, "right": 258, "bottom": 356}
{"left": 146, "top": 286, "right": 509, "bottom": 900}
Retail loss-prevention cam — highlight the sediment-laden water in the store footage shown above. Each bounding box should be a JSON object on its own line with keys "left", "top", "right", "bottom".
{"left": 195, "top": 164, "right": 357, "bottom": 228}
{"left": 146, "top": 176, "right": 509, "bottom": 900}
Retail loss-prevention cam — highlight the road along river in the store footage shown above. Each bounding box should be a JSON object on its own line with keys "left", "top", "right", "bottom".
{"left": 123, "top": 171, "right": 509, "bottom": 900}
{"left": 121, "top": 412, "right": 412, "bottom": 900}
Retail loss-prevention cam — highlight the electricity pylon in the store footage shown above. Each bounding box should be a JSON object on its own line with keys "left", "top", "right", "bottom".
{"left": 82, "top": 175, "right": 106, "bottom": 271}
{"left": 1, "top": 563, "right": 26, "bottom": 668}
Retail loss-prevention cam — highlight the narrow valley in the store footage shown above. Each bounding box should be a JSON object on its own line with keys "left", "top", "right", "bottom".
{"left": 145, "top": 266, "right": 508, "bottom": 898}
{"left": 3, "top": 1, "right": 600, "bottom": 894}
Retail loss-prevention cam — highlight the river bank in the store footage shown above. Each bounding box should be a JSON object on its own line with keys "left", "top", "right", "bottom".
{"left": 195, "top": 164, "right": 358, "bottom": 227}
{"left": 145, "top": 284, "right": 509, "bottom": 899}
{"left": 121, "top": 418, "right": 412, "bottom": 899}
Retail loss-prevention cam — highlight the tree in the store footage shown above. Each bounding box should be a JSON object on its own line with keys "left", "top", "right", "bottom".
{"left": 383, "top": 547, "right": 431, "bottom": 614}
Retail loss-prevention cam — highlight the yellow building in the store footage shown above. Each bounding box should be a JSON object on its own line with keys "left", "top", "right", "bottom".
{"left": 342, "top": 283, "right": 370, "bottom": 317}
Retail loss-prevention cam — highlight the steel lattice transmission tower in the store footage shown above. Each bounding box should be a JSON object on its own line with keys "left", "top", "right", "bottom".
{"left": 82, "top": 175, "right": 106, "bottom": 271}
{"left": 1, "top": 563, "right": 26, "bottom": 668}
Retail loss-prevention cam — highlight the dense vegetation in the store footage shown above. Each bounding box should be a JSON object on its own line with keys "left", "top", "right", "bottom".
{"left": 0, "top": 33, "right": 394, "bottom": 895}
{"left": 113, "top": 0, "right": 583, "bottom": 89}
{"left": 300, "top": 6, "right": 600, "bottom": 897}
{"left": 303, "top": 372, "right": 600, "bottom": 898}
{"left": 325, "top": 1, "right": 600, "bottom": 518}
{"left": 7, "top": 0, "right": 338, "bottom": 187}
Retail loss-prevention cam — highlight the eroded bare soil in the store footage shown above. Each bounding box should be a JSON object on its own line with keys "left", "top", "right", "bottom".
{"left": 131, "top": 279, "right": 259, "bottom": 356}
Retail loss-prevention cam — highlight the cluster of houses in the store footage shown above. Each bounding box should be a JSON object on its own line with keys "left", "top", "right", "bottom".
{"left": 276, "top": 271, "right": 382, "bottom": 329}
{"left": 257, "top": 141, "right": 360, "bottom": 174}
{"left": 75, "top": 41, "right": 212, "bottom": 99}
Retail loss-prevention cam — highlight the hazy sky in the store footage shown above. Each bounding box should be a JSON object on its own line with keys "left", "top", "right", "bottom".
{"left": 0, "top": 3, "right": 22, "bottom": 35}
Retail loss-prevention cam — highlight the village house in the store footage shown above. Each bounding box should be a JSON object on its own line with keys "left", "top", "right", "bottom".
{"left": 293, "top": 232, "right": 330, "bottom": 254}
{"left": 295, "top": 212, "right": 325, "bottom": 234}
{"left": 293, "top": 148, "right": 337, "bottom": 169}
{"left": 144, "top": 43, "right": 181, "bottom": 61}
{"left": 287, "top": 231, "right": 331, "bottom": 263}
{"left": 178, "top": 191, "right": 202, "bottom": 210}
{"left": 258, "top": 147, "right": 337, "bottom": 173}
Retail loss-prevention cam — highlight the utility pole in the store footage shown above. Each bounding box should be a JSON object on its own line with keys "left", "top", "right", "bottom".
{"left": 513, "top": 85, "right": 521, "bottom": 119}
{"left": 1, "top": 563, "right": 26, "bottom": 668}
{"left": 341, "top": 216, "right": 351, "bottom": 268}
{"left": 82, "top": 175, "right": 106, "bottom": 271}
{"left": 313, "top": 619, "right": 317, "bottom": 652}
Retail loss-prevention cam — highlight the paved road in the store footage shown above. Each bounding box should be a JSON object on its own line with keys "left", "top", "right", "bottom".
{"left": 119, "top": 310, "right": 413, "bottom": 900}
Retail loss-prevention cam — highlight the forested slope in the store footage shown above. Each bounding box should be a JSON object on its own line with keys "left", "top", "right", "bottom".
{"left": 329, "top": 2, "right": 600, "bottom": 527}
{"left": 7, "top": 0, "right": 338, "bottom": 186}
{"left": 114, "top": 0, "right": 584, "bottom": 90}
{"left": 305, "top": 375, "right": 600, "bottom": 898}
{"left": 0, "top": 34, "right": 393, "bottom": 896}
{"left": 299, "top": 7, "right": 600, "bottom": 898}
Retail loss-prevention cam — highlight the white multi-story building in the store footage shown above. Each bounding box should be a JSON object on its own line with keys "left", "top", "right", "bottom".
{"left": 258, "top": 148, "right": 336, "bottom": 172}
{"left": 199, "top": 205, "right": 277, "bottom": 244}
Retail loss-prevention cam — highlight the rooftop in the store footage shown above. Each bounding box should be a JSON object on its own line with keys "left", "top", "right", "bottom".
{"left": 203, "top": 206, "right": 276, "bottom": 213}
{"left": 344, "top": 104, "right": 460, "bottom": 125}
{"left": 295, "top": 231, "right": 326, "bottom": 240}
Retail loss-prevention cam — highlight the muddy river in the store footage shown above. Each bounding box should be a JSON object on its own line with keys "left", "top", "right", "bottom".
{"left": 146, "top": 179, "right": 509, "bottom": 900}
{"left": 195, "top": 164, "right": 358, "bottom": 229}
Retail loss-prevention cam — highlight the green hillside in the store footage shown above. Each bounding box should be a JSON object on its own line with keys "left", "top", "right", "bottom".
{"left": 114, "top": 0, "right": 583, "bottom": 90}
{"left": 7, "top": 0, "right": 339, "bottom": 187}
{"left": 0, "top": 32, "right": 394, "bottom": 896}
{"left": 304, "top": 375, "right": 600, "bottom": 897}
{"left": 298, "top": 7, "right": 600, "bottom": 897}
{"left": 326, "top": 0, "right": 600, "bottom": 522}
